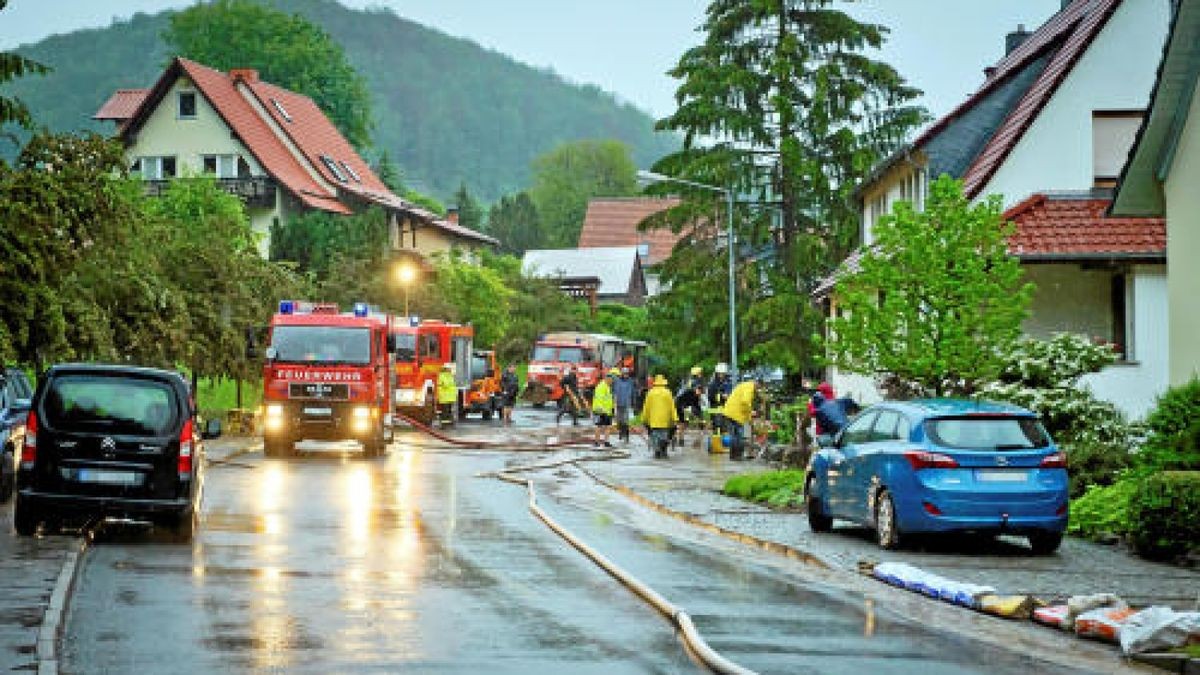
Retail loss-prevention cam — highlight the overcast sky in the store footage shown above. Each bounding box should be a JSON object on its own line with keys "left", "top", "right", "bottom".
{"left": 1, "top": 1, "right": 1062, "bottom": 119}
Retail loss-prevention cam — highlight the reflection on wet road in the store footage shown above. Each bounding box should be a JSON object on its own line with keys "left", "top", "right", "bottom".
{"left": 61, "top": 434, "right": 1081, "bottom": 674}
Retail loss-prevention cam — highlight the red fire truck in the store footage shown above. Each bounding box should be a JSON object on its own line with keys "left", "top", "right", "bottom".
{"left": 390, "top": 319, "right": 475, "bottom": 424}
{"left": 261, "top": 301, "right": 393, "bottom": 457}
{"left": 524, "top": 332, "right": 644, "bottom": 405}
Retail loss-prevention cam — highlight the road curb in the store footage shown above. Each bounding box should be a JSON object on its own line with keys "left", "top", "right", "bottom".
{"left": 573, "top": 464, "right": 831, "bottom": 570}
{"left": 36, "top": 539, "right": 87, "bottom": 675}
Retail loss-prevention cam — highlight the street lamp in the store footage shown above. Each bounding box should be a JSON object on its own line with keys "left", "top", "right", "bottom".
{"left": 636, "top": 169, "right": 738, "bottom": 378}
{"left": 395, "top": 261, "right": 417, "bottom": 317}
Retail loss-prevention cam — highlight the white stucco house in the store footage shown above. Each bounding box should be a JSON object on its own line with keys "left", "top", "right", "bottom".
{"left": 818, "top": 0, "right": 1171, "bottom": 419}
{"left": 94, "top": 57, "right": 496, "bottom": 260}
{"left": 1111, "top": 0, "right": 1200, "bottom": 387}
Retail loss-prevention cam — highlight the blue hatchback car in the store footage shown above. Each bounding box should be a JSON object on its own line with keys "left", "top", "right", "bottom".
{"left": 805, "top": 399, "right": 1068, "bottom": 554}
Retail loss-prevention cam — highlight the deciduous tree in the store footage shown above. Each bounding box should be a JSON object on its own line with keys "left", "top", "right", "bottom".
{"left": 165, "top": 0, "right": 373, "bottom": 149}
{"left": 529, "top": 140, "right": 638, "bottom": 247}
{"left": 0, "top": 0, "right": 49, "bottom": 140}
{"left": 826, "top": 176, "right": 1033, "bottom": 396}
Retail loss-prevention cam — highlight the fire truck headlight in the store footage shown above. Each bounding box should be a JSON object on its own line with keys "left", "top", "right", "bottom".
{"left": 352, "top": 406, "right": 372, "bottom": 432}
{"left": 264, "top": 404, "right": 285, "bottom": 431}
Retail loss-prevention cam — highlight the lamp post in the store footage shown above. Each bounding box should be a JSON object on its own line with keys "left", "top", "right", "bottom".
{"left": 636, "top": 170, "right": 737, "bottom": 378}
{"left": 395, "top": 261, "right": 417, "bottom": 317}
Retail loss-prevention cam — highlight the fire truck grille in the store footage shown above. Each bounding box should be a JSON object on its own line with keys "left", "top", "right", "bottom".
{"left": 288, "top": 383, "right": 350, "bottom": 400}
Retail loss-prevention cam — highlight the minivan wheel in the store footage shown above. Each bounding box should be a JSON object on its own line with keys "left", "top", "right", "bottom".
{"left": 806, "top": 477, "right": 833, "bottom": 533}
{"left": 1028, "top": 531, "right": 1063, "bottom": 555}
{"left": 166, "top": 510, "right": 196, "bottom": 543}
{"left": 13, "top": 497, "right": 39, "bottom": 536}
{"left": 0, "top": 449, "right": 14, "bottom": 502}
{"left": 875, "top": 490, "right": 902, "bottom": 550}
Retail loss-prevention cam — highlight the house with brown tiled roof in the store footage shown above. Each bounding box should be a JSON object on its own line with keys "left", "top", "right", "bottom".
{"left": 578, "top": 197, "right": 689, "bottom": 295}
{"left": 94, "top": 57, "right": 496, "bottom": 260}
{"left": 821, "top": 0, "right": 1171, "bottom": 419}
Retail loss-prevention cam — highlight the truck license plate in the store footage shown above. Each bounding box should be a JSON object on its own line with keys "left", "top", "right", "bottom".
{"left": 303, "top": 407, "right": 333, "bottom": 416}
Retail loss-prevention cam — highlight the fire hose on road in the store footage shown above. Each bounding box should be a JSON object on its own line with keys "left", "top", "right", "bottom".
{"left": 394, "top": 411, "right": 755, "bottom": 674}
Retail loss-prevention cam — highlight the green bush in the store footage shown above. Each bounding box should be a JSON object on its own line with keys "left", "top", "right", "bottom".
{"left": 1127, "top": 471, "right": 1200, "bottom": 559}
{"left": 1137, "top": 379, "right": 1200, "bottom": 472}
{"left": 723, "top": 470, "right": 807, "bottom": 508}
{"left": 1068, "top": 476, "right": 1138, "bottom": 540}
{"left": 1067, "top": 439, "right": 1135, "bottom": 498}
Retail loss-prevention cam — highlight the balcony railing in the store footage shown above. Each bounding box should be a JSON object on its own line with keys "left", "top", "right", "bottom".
{"left": 144, "top": 176, "right": 277, "bottom": 209}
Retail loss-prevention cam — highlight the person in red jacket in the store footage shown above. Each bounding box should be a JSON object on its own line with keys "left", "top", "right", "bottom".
{"left": 808, "top": 381, "right": 836, "bottom": 435}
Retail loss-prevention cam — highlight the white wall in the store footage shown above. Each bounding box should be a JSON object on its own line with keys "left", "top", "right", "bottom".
{"left": 983, "top": 0, "right": 1168, "bottom": 206}
{"left": 1080, "top": 265, "right": 1168, "bottom": 419}
{"left": 1164, "top": 78, "right": 1200, "bottom": 385}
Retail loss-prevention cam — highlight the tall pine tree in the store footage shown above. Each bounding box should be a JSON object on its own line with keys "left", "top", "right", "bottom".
{"left": 646, "top": 0, "right": 927, "bottom": 374}
{"left": 452, "top": 181, "right": 485, "bottom": 233}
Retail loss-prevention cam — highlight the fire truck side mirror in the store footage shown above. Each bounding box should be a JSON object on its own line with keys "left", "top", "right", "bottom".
{"left": 265, "top": 346, "right": 278, "bottom": 362}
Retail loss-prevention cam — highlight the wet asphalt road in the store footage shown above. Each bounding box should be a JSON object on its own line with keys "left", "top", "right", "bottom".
{"left": 59, "top": 413, "right": 1082, "bottom": 674}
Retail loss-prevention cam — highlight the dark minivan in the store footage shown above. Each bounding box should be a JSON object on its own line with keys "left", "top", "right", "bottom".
{"left": 15, "top": 364, "right": 218, "bottom": 541}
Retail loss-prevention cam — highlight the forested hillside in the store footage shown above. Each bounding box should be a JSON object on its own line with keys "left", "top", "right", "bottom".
{"left": 4, "top": 0, "right": 676, "bottom": 202}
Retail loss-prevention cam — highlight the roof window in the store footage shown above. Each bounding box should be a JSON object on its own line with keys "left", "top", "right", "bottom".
{"left": 320, "top": 155, "right": 348, "bottom": 182}
{"left": 270, "top": 98, "right": 293, "bottom": 123}
{"left": 339, "top": 160, "right": 362, "bottom": 183}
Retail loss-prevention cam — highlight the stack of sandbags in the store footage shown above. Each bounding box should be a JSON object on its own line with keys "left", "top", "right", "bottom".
{"left": 869, "top": 562, "right": 996, "bottom": 610}
{"left": 1117, "top": 607, "right": 1200, "bottom": 655}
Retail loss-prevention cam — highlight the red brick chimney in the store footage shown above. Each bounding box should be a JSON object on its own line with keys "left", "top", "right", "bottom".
{"left": 230, "top": 68, "right": 259, "bottom": 84}
{"left": 447, "top": 208, "right": 459, "bottom": 225}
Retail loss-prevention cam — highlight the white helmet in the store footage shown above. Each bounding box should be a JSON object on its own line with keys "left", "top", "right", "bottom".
{"left": 715, "top": 363, "right": 729, "bottom": 375}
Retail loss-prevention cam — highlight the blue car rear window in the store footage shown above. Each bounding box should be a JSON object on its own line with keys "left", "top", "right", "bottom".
{"left": 925, "top": 416, "right": 1050, "bottom": 450}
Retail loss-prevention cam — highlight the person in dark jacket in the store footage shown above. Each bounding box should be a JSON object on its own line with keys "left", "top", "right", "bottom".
{"left": 557, "top": 367, "right": 582, "bottom": 426}
{"left": 808, "top": 381, "right": 837, "bottom": 435}
{"left": 812, "top": 392, "right": 858, "bottom": 437}
{"left": 707, "top": 363, "right": 732, "bottom": 432}
{"left": 500, "top": 365, "right": 520, "bottom": 426}
{"left": 612, "top": 368, "right": 636, "bottom": 443}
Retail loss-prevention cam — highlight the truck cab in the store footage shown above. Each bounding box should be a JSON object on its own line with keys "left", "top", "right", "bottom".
{"left": 391, "top": 320, "right": 474, "bottom": 425}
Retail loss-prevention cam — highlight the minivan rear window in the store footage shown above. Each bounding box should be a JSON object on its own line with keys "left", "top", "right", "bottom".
{"left": 43, "top": 375, "right": 178, "bottom": 436}
{"left": 925, "top": 416, "right": 1050, "bottom": 451}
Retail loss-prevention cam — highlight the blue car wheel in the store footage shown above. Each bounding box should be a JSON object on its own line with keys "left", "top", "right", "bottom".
{"left": 806, "top": 475, "right": 833, "bottom": 533}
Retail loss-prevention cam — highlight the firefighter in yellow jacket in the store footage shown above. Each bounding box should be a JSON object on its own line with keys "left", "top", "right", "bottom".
{"left": 591, "top": 369, "right": 616, "bottom": 449}
{"left": 722, "top": 378, "right": 756, "bottom": 461}
{"left": 437, "top": 363, "right": 458, "bottom": 426}
{"left": 640, "top": 374, "right": 679, "bottom": 459}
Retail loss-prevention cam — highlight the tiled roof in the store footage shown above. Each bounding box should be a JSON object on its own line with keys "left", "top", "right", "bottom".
{"left": 961, "top": 0, "right": 1123, "bottom": 197}
{"left": 1005, "top": 194, "right": 1165, "bottom": 258}
{"left": 93, "top": 89, "right": 149, "bottom": 122}
{"left": 578, "top": 198, "right": 684, "bottom": 265}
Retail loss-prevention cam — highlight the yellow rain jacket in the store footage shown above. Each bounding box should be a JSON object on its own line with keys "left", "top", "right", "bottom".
{"left": 722, "top": 381, "right": 756, "bottom": 424}
{"left": 640, "top": 383, "right": 679, "bottom": 429}
{"left": 592, "top": 380, "right": 614, "bottom": 415}
{"left": 437, "top": 370, "right": 457, "bottom": 404}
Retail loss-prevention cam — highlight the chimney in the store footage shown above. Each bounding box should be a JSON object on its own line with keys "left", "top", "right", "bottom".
{"left": 230, "top": 68, "right": 259, "bottom": 84}
{"left": 447, "top": 207, "right": 459, "bottom": 225}
{"left": 1006, "top": 24, "right": 1032, "bottom": 55}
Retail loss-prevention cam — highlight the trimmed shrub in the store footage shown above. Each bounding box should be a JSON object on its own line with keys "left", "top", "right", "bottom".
{"left": 1068, "top": 476, "right": 1138, "bottom": 540}
{"left": 1127, "top": 471, "right": 1200, "bottom": 559}
{"left": 1137, "top": 378, "right": 1200, "bottom": 472}
{"left": 723, "top": 470, "right": 807, "bottom": 508}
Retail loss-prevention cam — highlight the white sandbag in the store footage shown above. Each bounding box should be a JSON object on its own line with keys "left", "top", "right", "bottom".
{"left": 1118, "top": 607, "right": 1200, "bottom": 656}
{"left": 1066, "top": 593, "right": 1126, "bottom": 624}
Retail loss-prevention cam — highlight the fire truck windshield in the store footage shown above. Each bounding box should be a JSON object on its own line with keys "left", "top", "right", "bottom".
{"left": 393, "top": 333, "right": 417, "bottom": 361}
{"left": 531, "top": 346, "right": 593, "bottom": 363}
{"left": 270, "top": 326, "right": 372, "bottom": 365}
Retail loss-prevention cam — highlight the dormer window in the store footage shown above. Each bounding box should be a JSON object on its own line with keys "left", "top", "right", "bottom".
{"left": 320, "top": 155, "right": 348, "bottom": 182}
{"left": 177, "top": 91, "right": 197, "bottom": 119}
{"left": 339, "top": 160, "right": 362, "bottom": 183}
{"left": 270, "top": 98, "right": 293, "bottom": 123}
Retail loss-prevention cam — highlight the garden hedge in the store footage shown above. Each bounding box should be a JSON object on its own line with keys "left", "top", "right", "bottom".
{"left": 1127, "top": 471, "right": 1200, "bottom": 559}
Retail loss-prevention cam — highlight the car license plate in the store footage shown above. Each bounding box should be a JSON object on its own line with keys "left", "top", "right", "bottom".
{"left": 977, "top": 469, "right": 1028, "bottom": 482}
{"left": 303, "top": 407, "right": 332, "bottom": 416}
{"left": 76, "top": 469, "right": 141, "bottom": 486}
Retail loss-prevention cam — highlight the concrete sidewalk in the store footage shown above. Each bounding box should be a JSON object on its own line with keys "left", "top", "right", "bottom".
{"left": 586, "top": 440, "right": 1200, "bottom": 609}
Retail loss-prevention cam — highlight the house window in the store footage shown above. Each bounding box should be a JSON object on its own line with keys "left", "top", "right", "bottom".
{"left": 1111, "top": 273, "right": 1130, "bottom": 360}
{"left": 202, "top": 154, "right": 242, "bottom": 179}
{"left": 320, "top": 155, "right": 348, "bottom": 182}
{"left": 177, "top": 91, "right": 197, "bottom": 119}
{"left": 339, "top": 160, "right": 362, "bottom": 183}
{"left": 270, "top": 98, "right": 293, "bottom": 123}
{"left": 133, "top": 156, "right": 177, "bottom": 180}
{"left": 1093, "top": 111, "right": 1143, "bottom": 188}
